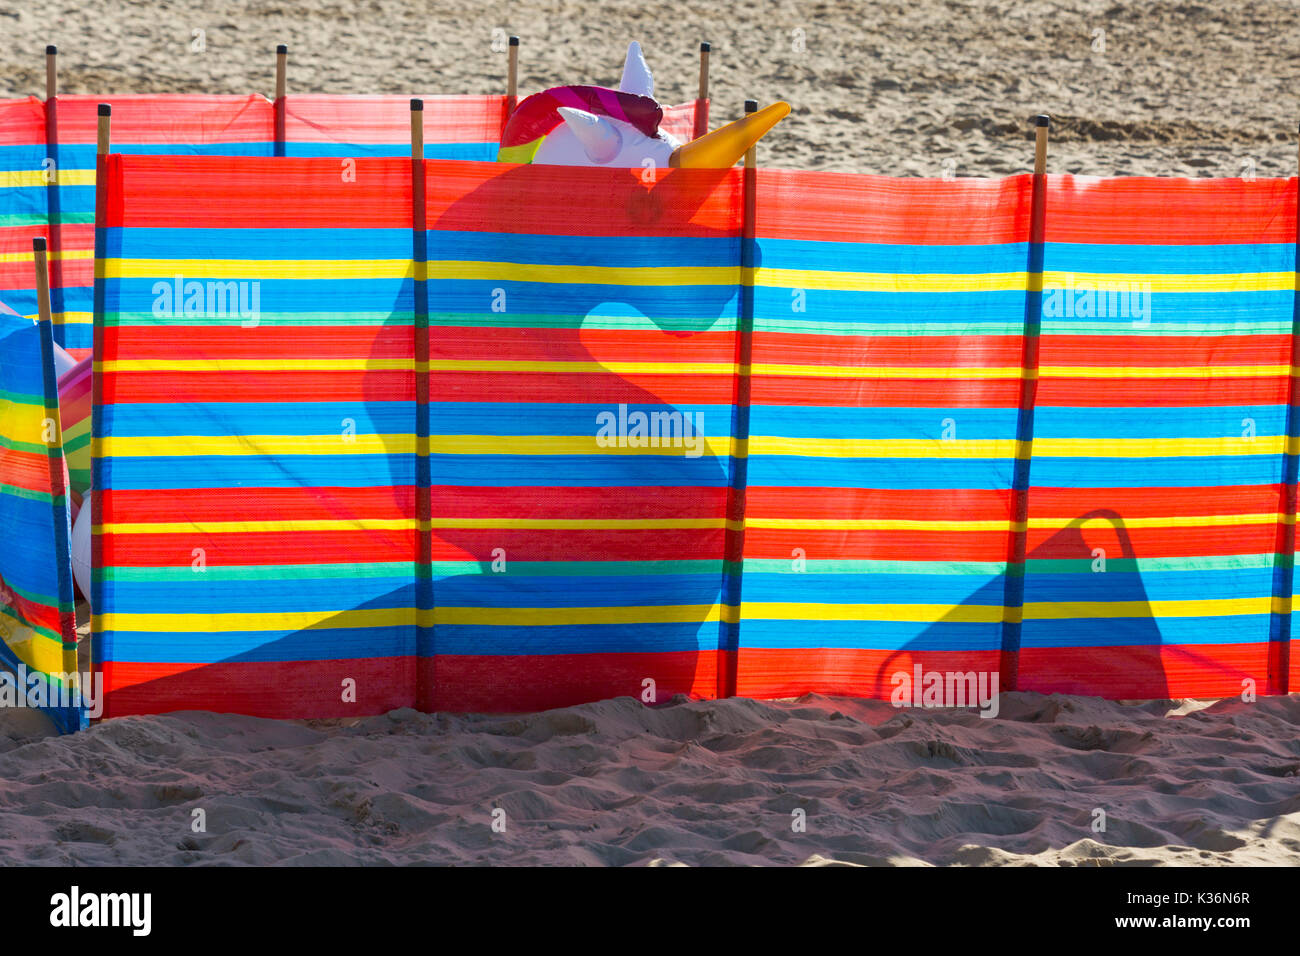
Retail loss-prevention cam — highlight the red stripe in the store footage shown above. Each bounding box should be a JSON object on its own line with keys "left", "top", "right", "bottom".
{"left": 754, "top": 170, "right": 1033, "bottom": 244}
{"left": 0, "top": 97, "right": 44, "bottom": 146}
{"left": 1042, "top": 175, "right": 1296, "bottom": 245}
{"left": 100, "top": 370, "right": 415, "bottom": 403}
{"left": 102, "top": 657, "right": 413, "bottom": 719}
{"left": 1036, "top": 376, "right": 1289, "bottom": 407}
{"left": 100, "top": 486, "right": 412, "bottom": 522}
{"left": 744, "top": 529, "right": 1006, "bottom": 561}
{"left": 103, "top": 530, "right": 417, "bottom": 566}
{"left": 429, "top": 372, "right": 736, "bottom": 404}
{"left": 106, "top": 155, "right": 413, "bottom": 228}
{"left": 425, "top": 652, "right": 717, "bottom": 711}
{"left": 52, "top": 95, "right": 272, "bottom": 144}
{"left": 746, "top": 486, "right": 1012, "bottom": 520}
{"left": 103, "top": 324, "right": 412, "bottom": 359}
{"left": 1019, "top": 643, "right": 1280, "bottom": 698}
{"left": 0, "top": 583, "right": 68, "bottom": 638}
{"left": 100, "top": 485, "right": 731, "bottom": 522}
{"left": 428, "top": 327, "right": 739, "bottom": 363}
{"left": 752, "top": 332, "right": 1025, "bottom": 367}
{"left": 750, "top": 376, "right": 1022, "bottom": 408}
{"left": 734, "top": 648, "right": 1003, "bottom": 699}
{"left": 1029, "top": 485, "right": 1281, "bottom": 517}
{"left": 284, "top": 94, "right": 506, "bottom": 144}
{"left": 1025, "top": 524, "right": 1281, "bottom": 558}
{"left": 430, "top": 530, "right": 725, "bottom": 562}
{"left": 425, "top": 161, "right": 742, "bottom": 238}
{"left": 1039, "top": 334, "right": 1291, "bottom": 366}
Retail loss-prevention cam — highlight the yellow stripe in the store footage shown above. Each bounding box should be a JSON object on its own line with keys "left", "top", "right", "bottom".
{"left": 97, "top": 358, "right": 739, "bottom": 376}
{"left": 96, "top": 604, "right": 739, "bottom": 632}
{"left": 95, "top": 594, "right": 1279, "bottom": 634}
{"left": 99, "top": 434, "right": 739, "bottom": 457}
{"left": 1024, "top": 596, "right": 1279, "bottom": 619}
{"left": 748, "top": 437, "right": 1019, "bottom": 459}
{"left": 1034, "top": 436, "right": 1283, "bottom": 458}
{"left": 91, "top": 357, "right": 1300, "bottom": 381}
{"left": 0, "top": 249, "right": 92, "bottom": 264}
{"left": 98, "top": 432, "right": 1287, "bottom": 462}
{"left": 750, "top": 268, "right": 1296, "bottom": 294}
{"left": 103, "top": 259, "right": 736, "bottom": 286}
{"left": 0, "top": 169, "right": 96, "bottom": 189}
{"left": 740, "top": 602, "right": 1005, "bottom": 623}
{"left": 102, "top": 261, "right": 1295, "bottom": 295}
{"left": 1039, "top": 364, "right": 1291, "bottom": 379}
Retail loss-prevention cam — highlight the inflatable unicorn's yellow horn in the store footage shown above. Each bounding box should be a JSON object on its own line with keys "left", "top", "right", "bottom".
{"left": 669, "top": 102, "right": 791, "bottom": 168}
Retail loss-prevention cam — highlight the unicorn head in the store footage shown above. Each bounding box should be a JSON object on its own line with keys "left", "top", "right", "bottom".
{"left": 498, "top": 41, "right": 789, "bottom": 169}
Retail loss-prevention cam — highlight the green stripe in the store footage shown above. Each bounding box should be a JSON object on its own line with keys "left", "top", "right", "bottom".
{"left": 100, "top": 559, "right": 734, "bottom": 582}
{"left": 0, "top": 603, "right": 65, "bottom": 647}
{"left": 103, "top": 311, "right": 418, "bottom": 328}
{"left": 0, "top": 575, "right": 71, "bottom": 613}
{"left": 0, "top": 387, "right": 45, "bottom": 405}
{"left": 1025, "top": 553, "right": 1285, "bottom": 574}
{"left": 0, "top": 483, "right": 67, "bottom": 507}
{"left": 744, "top": 559, "right": 1006, "bottom": 575}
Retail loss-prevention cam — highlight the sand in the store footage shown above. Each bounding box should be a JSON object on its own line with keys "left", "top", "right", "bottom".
{"left": 2, "top": 0, "right": 1298, "bottom": 177}
{"left": 0, "top": 692, "right": 1297, "bottom": 865}
{"left": 2, "top": 1, "right": 1300, "bottom": 866}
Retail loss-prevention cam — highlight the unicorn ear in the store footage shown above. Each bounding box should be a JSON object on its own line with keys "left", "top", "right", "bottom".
{"left": 618, "top": 40, "right": 655, "bottom": 98}
{"left": 556, "top": 107, "right": 624, "bottom": 163}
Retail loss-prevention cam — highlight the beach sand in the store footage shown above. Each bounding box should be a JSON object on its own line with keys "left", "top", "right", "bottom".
{"left": 1, "top": 1, "right": 1299, "bottom": 865}
{"left": 0, "top": 692, "right": 1297, "bottom": 865}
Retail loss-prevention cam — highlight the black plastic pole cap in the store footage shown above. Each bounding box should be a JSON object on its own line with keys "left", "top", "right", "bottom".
{"left": 1035, "top": 114, "right": 1050, "bottom": 127}
{"left": 744, "top": 99, "right": 758, "bottom": 113}
{"left": 32, "top": 236, "right": 46, "bottom": 252}
{"left": 509, "top": 36, "right": 519, "bottom": 46}
{"left": 276, "top": 44, "right": 288, "bottom": 54}
{"left": 97, "top": 103, "right": 110, "bottom": 116}
{"left": 410, "top": 98, "right": 423, "bottom": 111}
{"left": 46, "top": 45, "right": 57, "bottom": 55}
{"left": 701, "top": 42, "right": 711, "bottom": 52}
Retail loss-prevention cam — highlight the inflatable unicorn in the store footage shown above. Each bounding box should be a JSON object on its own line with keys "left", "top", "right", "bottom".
{"left": 498, "top": 41, "right": 789, "bottom": 168}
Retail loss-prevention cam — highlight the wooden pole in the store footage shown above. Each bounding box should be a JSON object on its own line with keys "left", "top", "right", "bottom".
{"left": 506, "top": 35, "right": 519, "bottom": 116}
{"left": 1034, "top": 113, "right": 1050, "bottom": 175}
{"left": 89, "top": 103, "right": 110, "bottom": 675}
{"left": 274, "top": 44, "right": 287, "bottom": 156}
{"left": 275, "top": 43, "right": 287, "bottom": 100}
{"left": 743, "top": 98, "right": 758, "bottom": 168}
{"left": 693, "top": 42, "right": 711, "bottom": 139}
{"left": 96, "top": 102, "right": 110, "bottom": 158}
{"left": 33, "top": 236, "right": 51, "bottom": 326}
{"left": 410, "top": 96, "right": 433, "bottom": 708}
{"left": 410, "top": 98, "right": 424, "bottom": 161}
{"left": 45, "top": 45, "right": 57, "bottom": 100}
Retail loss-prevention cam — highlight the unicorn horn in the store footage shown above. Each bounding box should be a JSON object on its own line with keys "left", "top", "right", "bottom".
{"left": 556, "top": 106, "right": 624, "bottom": 164}
{"left": 669, "top": 102, "right": 791, "bottom": 168}
{"left": 619, "top": 40, "right": 655, "bottom": 98}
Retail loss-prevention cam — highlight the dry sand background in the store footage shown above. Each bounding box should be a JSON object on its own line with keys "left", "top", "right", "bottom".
{"left": 2, "top": 0, "right": 1300, "bottom": 866}
{"left": 2, "top": 0, "right": 1299, "bottom": 176}
{"left": 0, "top": 693, "right": 1297, "bottom": 865}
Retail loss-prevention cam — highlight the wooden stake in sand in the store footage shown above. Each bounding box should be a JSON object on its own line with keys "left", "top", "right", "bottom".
{"left": 743, "top": 98, "right": 758, "bottom": 169}
{"left": 97, "top": 102, "right": 110, "bottom": 158}
{"left": 506, "top": 35, "right": 520, "bottom": 117}
{"left": 33, "top": 236, "right": 51, "bottom": 326}
{"left": 45, "top": 45, "right": 57, "bottom": 100}
{"left": 410, "top": 98, "right": 424, "bottom": 162}
{"left": 1034, "top": 113, "right": 1050, "bottom": 175}
{"left": 274, "top": 44, "right": 288, "bottom": 156}
{"left": 694, "top": 42, "right": 711, "bottom": 139}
